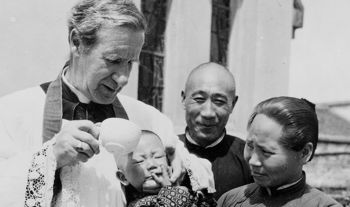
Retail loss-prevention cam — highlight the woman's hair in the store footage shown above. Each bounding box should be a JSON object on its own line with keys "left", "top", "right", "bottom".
{"left": 247, "top": 96, "right": 318, "bottom": 161}
{"left": 68, "top": 0, "right": 147, "bottom": 48}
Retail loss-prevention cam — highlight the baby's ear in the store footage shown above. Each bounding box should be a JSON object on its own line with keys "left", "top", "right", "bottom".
{"left": 116, "top": 170, "right": 129, "bottom": 186}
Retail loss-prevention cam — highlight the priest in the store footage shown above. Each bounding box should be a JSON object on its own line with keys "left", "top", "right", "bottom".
{"left": 0, "top": 1, "right": 213, "bottom": 206}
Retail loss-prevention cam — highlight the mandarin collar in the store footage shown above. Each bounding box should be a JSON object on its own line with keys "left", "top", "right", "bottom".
{"left": 261, "top": 171, "right": 306, "bottom": 197}
{"left": 185, "top": 128, "right": 225, "bottom": 148}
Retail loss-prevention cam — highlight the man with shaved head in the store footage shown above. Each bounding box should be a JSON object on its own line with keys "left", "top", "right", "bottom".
{"left": 179, "top": 62, "right": 253, "bottom": 200}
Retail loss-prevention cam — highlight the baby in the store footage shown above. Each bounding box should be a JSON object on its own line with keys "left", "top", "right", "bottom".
{"left": 115, "top": 130, "right": 216, "bottom": 207}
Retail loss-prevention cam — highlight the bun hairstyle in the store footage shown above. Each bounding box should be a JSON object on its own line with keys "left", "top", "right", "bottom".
{"left": 247, "top": 97, "right": 318, "bottom": 161}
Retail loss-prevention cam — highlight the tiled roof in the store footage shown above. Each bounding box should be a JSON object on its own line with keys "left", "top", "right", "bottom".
{"left": 316, "top": 102, "right": 350, "bottom": 138}
{"left": 307, "top": 101, "right": 350, "bottom": 203}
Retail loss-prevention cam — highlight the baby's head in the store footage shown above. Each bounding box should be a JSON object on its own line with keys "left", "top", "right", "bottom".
{"left": 116, "top": 130, "right": 170, "bottom": 194}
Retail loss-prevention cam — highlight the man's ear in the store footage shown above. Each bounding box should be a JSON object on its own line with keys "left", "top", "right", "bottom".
{"left": 229, "top": 95, "right": 238, "bottom": 114}
{"left": 232, "top": 95, "right": 238, "bottom": 108}
{"left": 181, "top": 90, "right": 185, "bottom": 102}
{"left": 116, "top": 170, "right": 129, "bottom": 186}
{"left": 69, "top": 29, "right": 81, "bottom": 56}
{"left": 181, "top": 90, "right": 186, "bottom": 109}
{"left": 301, "top": 142, "right": 314, "bottom": 164}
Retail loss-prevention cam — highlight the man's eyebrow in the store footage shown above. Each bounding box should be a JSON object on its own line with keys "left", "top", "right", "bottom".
{"left": 102, "top": 54, "right": 139, "bottom": 63}
{"left": 190, "top": 90, "right": 206, "bottom": 96}
{"left": 102, "top": 48, "right": 124, "bottom": 56}
{"left": 212, "top": 93, "right": 228, "bottom": 99}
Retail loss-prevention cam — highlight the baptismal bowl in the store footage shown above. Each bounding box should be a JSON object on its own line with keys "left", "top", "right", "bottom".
{"left": 99, "top": 118, "right": 141, "bottom": 155}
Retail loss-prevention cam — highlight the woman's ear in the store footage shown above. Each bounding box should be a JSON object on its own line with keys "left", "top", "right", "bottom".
{"left": 116, "top": 170, "right": 129, "bottom": 186}
{"left": 301, "top": 142, "right": 314, "bottom": 164}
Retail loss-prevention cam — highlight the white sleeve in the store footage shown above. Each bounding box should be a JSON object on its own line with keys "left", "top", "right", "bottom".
{"left": 0, "top": 116, "right": 30, "bottom": 206}
{"left": 0, "top": 140, "right": 57, "bottom": 207}
{"left": 0, "top": 151, "right": 32, "bottom": 206}
{"left": 0, "top": 114, "right": 18, "bottom": 162}
{"left": 0, "top": 119, "right": 57, "bottom": 207}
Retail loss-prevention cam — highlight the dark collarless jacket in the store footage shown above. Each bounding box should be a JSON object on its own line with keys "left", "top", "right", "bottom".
{"left": 217, "top": 173, "right": 342, "bottom": 207}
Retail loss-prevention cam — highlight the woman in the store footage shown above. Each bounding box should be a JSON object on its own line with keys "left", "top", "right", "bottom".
{"left": 217, "top": 97, "right": 341, "bottom": 207}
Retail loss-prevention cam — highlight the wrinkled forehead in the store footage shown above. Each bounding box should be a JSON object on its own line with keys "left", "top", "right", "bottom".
{"left": 98, "top": 25, "right": 144, "bottom": 42}
{"left": 95, "top": 25, "right": 144, "bottom": 56}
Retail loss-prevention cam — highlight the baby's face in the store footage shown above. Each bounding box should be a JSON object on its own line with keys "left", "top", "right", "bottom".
{"left": 124, "top": 132, "right": 169, "bottom": 193}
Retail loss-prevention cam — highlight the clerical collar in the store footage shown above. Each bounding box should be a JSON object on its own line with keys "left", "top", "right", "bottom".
{"left": 185, "top": 129, "right": 225, "bottom": 148}
{"left": 62, "top": 67, "right": 90, "bottom": 104}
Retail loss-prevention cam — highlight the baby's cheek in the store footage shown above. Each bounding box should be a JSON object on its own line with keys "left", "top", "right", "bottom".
{"left": 128, "top": 166, "right": 145, "bottom": 180}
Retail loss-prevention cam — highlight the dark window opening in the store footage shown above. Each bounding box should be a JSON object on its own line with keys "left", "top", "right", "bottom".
{"left": 138, "top": 0, "right": 168, "bottom": 111}
{"left": 210, "top": 0, "right": 231, "bottom": 65}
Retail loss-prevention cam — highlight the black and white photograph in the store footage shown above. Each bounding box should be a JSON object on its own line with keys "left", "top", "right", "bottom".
{"left": 0, "top": 0, "right": 349, "bottom": 206}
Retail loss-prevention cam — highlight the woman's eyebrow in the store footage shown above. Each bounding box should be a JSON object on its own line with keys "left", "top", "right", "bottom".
{"left": 256, "top": 143, "right": 276, "bottom": 151}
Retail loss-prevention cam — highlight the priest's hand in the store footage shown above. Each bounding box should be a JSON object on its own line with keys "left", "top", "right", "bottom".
{"left": 53, "top": 120, "right": 100, "bottom": 169}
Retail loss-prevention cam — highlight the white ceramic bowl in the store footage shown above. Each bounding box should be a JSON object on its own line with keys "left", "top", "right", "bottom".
{"left": 99, "top": 118, "right": 141, "bottom": 155}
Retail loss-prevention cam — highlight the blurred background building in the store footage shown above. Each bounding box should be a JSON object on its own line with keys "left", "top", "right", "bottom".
{"left": 0, "top": 0, "right": 349, "bottom": 204}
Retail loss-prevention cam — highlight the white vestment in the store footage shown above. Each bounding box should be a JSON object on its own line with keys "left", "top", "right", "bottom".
{"left": 0, "top": 86, "right": 214, "bottom": 207}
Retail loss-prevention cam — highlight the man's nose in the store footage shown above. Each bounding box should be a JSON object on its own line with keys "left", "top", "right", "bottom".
{"left": 111, "top": 64, "right": 130, "bottom": 88}
{"left": 200, "top": 101, "right": 216, "bottom": 118}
